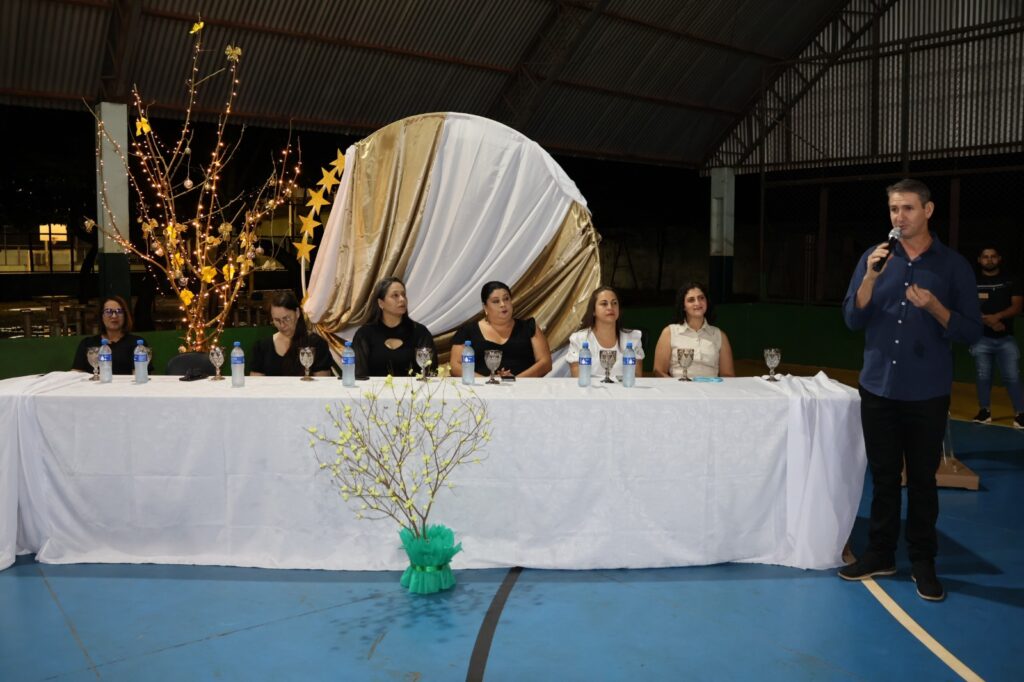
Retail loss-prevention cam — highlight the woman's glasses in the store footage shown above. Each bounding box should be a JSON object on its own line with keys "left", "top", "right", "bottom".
{"left": 103, "top": 308, "right": 125, "bottom": 316}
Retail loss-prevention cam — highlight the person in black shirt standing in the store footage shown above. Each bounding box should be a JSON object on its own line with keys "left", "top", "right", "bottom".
{"left": 970, "top": 245, "right": 1024, "bottom": 427}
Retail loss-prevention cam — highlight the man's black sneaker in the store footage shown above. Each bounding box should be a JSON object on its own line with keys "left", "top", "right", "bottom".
{"left": 972, "top": 409, "right": 992, "bottom": 424}
{"left": 838, "top": 554, "right": 897, "bottom": 581}
{"left": 911, "top": 560, "right": 945, "bottom": 601}
{"left": 1014, "top": 413, "right": 1024, "bottom": 430}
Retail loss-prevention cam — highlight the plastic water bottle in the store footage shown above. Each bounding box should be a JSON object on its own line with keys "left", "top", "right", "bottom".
{"left": 341, "top": 341, "right": 356, "bottom": 387}
{"left": 230, "top": 341, "right": 245, "bottom": 387}
{"left": 98, "top": 339, "right": 113, "bottom": 383}
{"left": 461, "top": 340, "right": 475, "bottom": 385}
{"left": 578, "top": 341, "right": 592, "bottom": 387}
{"left": 133, "top": 339, "right": 149, "bottom": 384}
{"left": 622, "top": 341, "right": 636, "bottom": 388}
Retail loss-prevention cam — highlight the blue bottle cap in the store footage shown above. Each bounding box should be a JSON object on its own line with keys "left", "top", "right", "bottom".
{"left": 582, "top": 341, "right": 589, "bottom": 348}
{"left": 465, "top": 340, "right": 472, "bottom": 346}
{"left": 345, "top": 341, "right": 352, "bottom": 347}
{"left": 136, "top": 339, "right": 144, "bottom": 345}
{"left": 626, "top": 341, "right": 633, "bottom": 348}
{"left": 233, "top": 341, "right": 241, "bottom": 347}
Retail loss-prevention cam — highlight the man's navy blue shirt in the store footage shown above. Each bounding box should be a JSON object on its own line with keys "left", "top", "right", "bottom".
{"left": 843, "top": 233, "right": 982, "bottom": 401}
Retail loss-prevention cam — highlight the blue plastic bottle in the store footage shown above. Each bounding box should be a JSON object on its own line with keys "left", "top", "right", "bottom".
{"left": 341, "top": 341, "right": 356, "bottom": 387}
{"left": 98, "top": 339, "right": 113, "bottom": 383}
{"left": 578, "top": 341, "right": 592, "bottom": 387}
{"left": 622, "top": 341, "right": 636, "bottom": 388}
{"left": 230, "top": 341, "right": 245, "bottom": 387}
{"left": 133, "top": 339, "right": 149, "bottom": 384}
{"left": 461, "top": 341, "right": 475, "bottom": 385}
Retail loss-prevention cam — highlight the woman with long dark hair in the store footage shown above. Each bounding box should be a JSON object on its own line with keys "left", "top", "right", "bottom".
{"left": 653, "top": 281, "right": 735, "bottom": 378}
{"left": 450, "top": 281, "right": 552, "bottom": 378}
{"left": 351, "top": 277, "right": 436, "bottom": 377}
{"left": 567, "top": 286, "right": 644, "bottom": 378}
{"left": 250, "top": 290, "right": 332, "bottom": 376}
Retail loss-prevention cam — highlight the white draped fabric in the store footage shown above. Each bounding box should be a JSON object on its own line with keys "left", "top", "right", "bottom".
{"left": 303, "top": 113, "right": 587, "bottom": 343}
{"left": 3, "top": 372, "right": 865, "bottom": 572}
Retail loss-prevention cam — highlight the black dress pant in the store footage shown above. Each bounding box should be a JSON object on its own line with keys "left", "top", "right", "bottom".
{"left": 859, "top": 386, "right": 950, "bottom": 563}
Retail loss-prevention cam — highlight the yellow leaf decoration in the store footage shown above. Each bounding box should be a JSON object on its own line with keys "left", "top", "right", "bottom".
{"left": 306, "top": 188, "right": 330, "bottom": 215}
{"left": 201, "top": 266, "right": 217, "bottom": 283}
{"left": 293, "top": 237, "right": 315, "bottom": 263}
{"left": 83, "top": 218, "right": 96, "bottom": 234}
{"left": 225, "top": 45, "right": 242, "bottom": 63}
{"left": 317, "top": 167, "right": 340, "bottom": 193}
{"left": 298, "top": 211, "right": 320, "bottom": 239}
{"left": 171, "top": 252, "right": 184, "bottom": 269}
{"left": 135, "top": 117, "right": 151, "bottom": 136}
{"left": 179, "top": 290, "right": 194, "bottom": 307}
{"left": 222, "top": 263, "right": 236, "bottom": 281}
{"left": 205, "top": 235, "right": 222, "bottom": 247}
{"left": 190, "top": 20, "right": 204, "bottom": 34}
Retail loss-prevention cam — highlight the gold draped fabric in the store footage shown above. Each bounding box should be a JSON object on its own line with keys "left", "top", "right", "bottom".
{"left": 311, "top": 113, "right": 445, "bottom": 350}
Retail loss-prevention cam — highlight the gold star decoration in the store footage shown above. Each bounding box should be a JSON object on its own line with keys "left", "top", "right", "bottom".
{"left": 298, "top": 211, "right": 321, "bottom": 239}
{"left": 293, "top": 236, "right": 316, "bottom": 263}
{"left": 317, "top": 167, "right": 340, "bottom": 193}
{"left": 306, "top": 188, "right": 330, "bottom": 215}
{"left": 135, "top": 117, "right": 151, "bottom": 136}
{"left": 329, "top": 149, "right": 346, "bottom": 176}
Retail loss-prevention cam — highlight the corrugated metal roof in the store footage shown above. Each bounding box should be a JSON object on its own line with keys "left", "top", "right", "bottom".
{"left": 1, "top": 0, "right": 860, "bottom": 166}
{"left": 705, "top": 0, "right": 1024, "bottom": 172}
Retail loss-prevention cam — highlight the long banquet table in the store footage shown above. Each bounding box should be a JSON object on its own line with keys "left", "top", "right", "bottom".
{"left": 0, "top": 372, "right": 866, "bottom": 572}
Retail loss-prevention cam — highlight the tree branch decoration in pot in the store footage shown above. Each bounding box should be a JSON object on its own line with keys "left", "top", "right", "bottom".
{"left": 87, "top": 18, "right": 325, "bottom": 352}
{"left": 307, "top": 375, "right": 492, "bottom": 594}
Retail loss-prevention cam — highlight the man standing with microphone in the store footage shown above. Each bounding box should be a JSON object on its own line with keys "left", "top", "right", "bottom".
{"left": 840, "top": 179, "right": 981, "bottom": 601}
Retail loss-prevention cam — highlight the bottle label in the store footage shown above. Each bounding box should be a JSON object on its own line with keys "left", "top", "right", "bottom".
{"left": 579, "top": 357, "right": 591, "bottom": 366}
{"left": 623, "top": 357, "right": 636, "bottom": 365}
{"left": 462, "top": 354, "right": 474, "bottom": 364}
{"left": 231, "top": 356, "right": 244, "bottom": 365}
{"left": 134, "top": 353, "right": 147, "bottom": 363}
{"left": 342, "top": 355, "right": 355, "bottom": 365}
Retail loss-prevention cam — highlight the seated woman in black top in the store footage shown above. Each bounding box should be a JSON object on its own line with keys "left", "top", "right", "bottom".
{"left": 250, "top": 291, "right": 333, "bottom": 377}
{"left": 352, "top": 277, "right": 437, "bottom": 377}
{"left": 71, "top": 295, "right": 150, "bottom": 375}
{"left": 451, "top": 281, "right": 553, "bottom": 378}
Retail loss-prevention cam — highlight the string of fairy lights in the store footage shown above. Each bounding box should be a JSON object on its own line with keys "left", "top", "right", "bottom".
{"left": 89, "top": 17, "right": 345, "bottom": 352}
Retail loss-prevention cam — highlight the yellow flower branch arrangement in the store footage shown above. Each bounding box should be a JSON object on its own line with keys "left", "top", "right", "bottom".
{"left": 88, "top": 18, "right": 307, "bottom": 351}
{"left": 307, "top": 375, "right": 492, "bottom": 593}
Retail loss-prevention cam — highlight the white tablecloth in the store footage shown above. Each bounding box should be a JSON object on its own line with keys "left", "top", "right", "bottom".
{"left": 1, "top": 372, "right": 865, "bottom": 572}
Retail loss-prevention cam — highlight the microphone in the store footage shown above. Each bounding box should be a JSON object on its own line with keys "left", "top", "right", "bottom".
{"left": 872, "top": 227, "right": 902, "bottom": 272}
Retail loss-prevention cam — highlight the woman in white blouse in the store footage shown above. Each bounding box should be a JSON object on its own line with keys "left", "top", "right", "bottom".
{"left": 567, "top": 286, "right": 644, "bottom": 378}
{"left": 653, "top": 282, "right": 735, "bottom": 378}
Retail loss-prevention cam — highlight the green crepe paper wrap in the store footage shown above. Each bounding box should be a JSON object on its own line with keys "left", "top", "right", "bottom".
{"left": 399, "top": 524, "right": 462, "bottom": 594}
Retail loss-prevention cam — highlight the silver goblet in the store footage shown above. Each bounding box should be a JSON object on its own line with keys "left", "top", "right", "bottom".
{"left": 764, "top": 347, "right": 781, "bottom": 382}
{"left": 598, "top": 350, "right": 616, "bottom": 384}
{"left": 86, "top": 346, "right": 100, "bottom": 381}
{"left": 675, "top": 348, "right": 694, "bottom": 381}
{"left": 209, "top": 346, "right": 225, "bottom": 380}
{"left": 484, "top": 350, "right": 503, "bottom": 385}
{"left": 299, "top": 346, "right": 315, "bottom": 381}
{"left": 415, "top": 346, "right": 433, "bottom": 381}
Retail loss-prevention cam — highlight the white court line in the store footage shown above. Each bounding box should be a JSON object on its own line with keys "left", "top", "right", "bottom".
{"left": 862, "top": 578, "right": 984, "bottom": 682}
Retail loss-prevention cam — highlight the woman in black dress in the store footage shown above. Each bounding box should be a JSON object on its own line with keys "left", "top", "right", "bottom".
{"left": 71, "top": 295, "right": 149, "bottom": 375}
{"left": 352, "top": 277, "right": 436, "bottom": 377}
{"left": 450, "top": 281, "right": 552, "bottom": 378}
{"left": 250, "top": 291, "right": 332, "bottom": 376}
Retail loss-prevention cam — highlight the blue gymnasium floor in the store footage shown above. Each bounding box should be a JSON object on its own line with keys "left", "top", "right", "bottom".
{"left": 2, "top": 420, "right": 1022, "bottom": 681}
